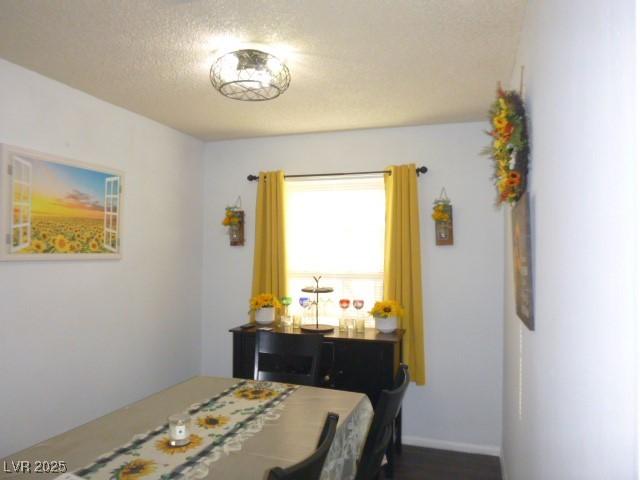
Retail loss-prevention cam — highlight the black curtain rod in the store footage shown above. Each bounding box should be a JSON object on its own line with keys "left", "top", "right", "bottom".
{"left": 247, "top": 166, "right": 428, "bottom": 182}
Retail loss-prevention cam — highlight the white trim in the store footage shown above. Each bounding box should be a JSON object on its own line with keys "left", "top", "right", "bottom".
{"left": 402, "top": 435, "right": 501, "bottom": 457}
{"left": 500, "top": 449, "right": 508, "bottom": 480}
{"left": 635, "top": 4, "right": 640, "bottom": 479}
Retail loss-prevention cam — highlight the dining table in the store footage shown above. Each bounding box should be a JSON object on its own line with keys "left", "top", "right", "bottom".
{"left": 1, "top": 376, "right": 373, "bottom": 480}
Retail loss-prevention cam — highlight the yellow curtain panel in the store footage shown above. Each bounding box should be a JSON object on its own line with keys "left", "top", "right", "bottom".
{"left": 252, "top": 171, "right": 287, "bottom": 303}
{"left": 384, "top": 164, "right": 427, "bottom": 385}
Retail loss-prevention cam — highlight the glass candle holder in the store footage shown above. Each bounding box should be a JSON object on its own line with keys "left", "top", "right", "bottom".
{"left": 281, "top": 296, "right": 292, "bottom": 317}
{"left": 355, "top": 316, "right": 365, "bottom": 333}
{"left": 346, "top": 317, "right": 355, "bottom": 333}
{"left": 168, "top": 413, "right": 191, "bottom": 447}
{"left": 339, "top": 317, "right": 348, "bottom": 332}
{"left": 293, "top": 315, "right": 302, "bottom": 329}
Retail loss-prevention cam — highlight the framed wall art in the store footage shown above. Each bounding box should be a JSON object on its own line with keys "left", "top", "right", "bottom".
{"left": 512, "top": 192, "right": 534, "bottom": 329}
{"left": 0, "top": 144, "right": 123, "bottom": 261}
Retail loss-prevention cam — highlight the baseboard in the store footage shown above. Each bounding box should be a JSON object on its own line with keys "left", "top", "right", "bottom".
{"left": 402, "top": 435, "right": 501, "bottom": 457}
{"left": 500, "top": 450, "right": 508, "bottom": 480}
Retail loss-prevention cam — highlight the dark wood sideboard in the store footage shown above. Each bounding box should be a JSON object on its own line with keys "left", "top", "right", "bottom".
{"left": 229, "top": 324, "right": 404, "bottom": 476}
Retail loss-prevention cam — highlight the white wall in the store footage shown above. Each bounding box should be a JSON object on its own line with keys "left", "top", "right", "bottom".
{"left": 502, "top": 1, "right": 637, "bottom": 479}
{"left": 201, "top": 122, "right": 504, "bottom": 453}
{"left": 0, "top": 59, "right": 204, "bottom": 457}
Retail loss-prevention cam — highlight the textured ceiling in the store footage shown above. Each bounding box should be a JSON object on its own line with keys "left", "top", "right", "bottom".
{"left": 0, "top": 0, "right": 526, "bottom": 141}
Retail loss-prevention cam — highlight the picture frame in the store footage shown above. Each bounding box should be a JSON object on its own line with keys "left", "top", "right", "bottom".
{"left": 0, "top": 144, "right": 124, "bottom": 261}
{"left": 511, "top": 192, "right": 534, "bottom": 330}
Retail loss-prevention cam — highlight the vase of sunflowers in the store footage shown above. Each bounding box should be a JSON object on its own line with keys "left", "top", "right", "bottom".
{"left": 250, "top": 293, "right": 282, "bottom": 325}
{"left": 370, "top": 300, "right": 404, "bottom": 333}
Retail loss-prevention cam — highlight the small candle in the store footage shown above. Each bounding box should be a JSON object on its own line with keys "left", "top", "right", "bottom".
{"left": 168, "top": 413, "right": 190, "bottom": 441}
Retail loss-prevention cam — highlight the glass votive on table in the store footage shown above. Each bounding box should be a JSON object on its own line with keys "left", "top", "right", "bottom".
{"left": 355, "top": 316, "right": 365, "bottom": 334}
{"left": 168, "top": 413, "right": 191, "bottom": 447}
{"left": 339, "top": 317, "right": 348, "bottom": 332}
{"left": 293, "top": 314, "right": 302, "bottom": 329}
{"left": 281, "top": 315, "right": 293, "bottom": 331}
{"left": 346, "top": 317, "right": 355, "bottom": 334}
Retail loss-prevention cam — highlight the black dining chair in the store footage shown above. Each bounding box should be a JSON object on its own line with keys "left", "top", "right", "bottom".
{"left": 355, "top": 364, "right": 410, "bottom": 480}
{"left": 267, "top": 412, "right": 339, "bottom": 480}
{"left": 254, "top": 330, "right": 324, "bottom": 386}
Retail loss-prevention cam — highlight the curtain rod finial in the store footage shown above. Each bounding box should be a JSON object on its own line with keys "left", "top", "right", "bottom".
{"left": 247, "top": 174, "right": 259, "bottom": 181}
{"left": 416, "top": 166, "right": 428, "bottom": 176}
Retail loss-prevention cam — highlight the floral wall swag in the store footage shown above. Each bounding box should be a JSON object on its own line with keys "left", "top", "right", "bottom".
{"left": 483, "top": 87, "right": 530, "bottom": 205}
{"left": 484, "top": 80, "right": 535, "bottom": 330}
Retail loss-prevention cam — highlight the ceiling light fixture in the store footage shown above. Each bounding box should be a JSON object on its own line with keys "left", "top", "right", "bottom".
{"left": 210, "top": 49, "right": 291, "bottom": 101}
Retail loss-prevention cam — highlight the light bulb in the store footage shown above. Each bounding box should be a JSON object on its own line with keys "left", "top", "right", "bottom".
{"left": 218, "top": 53, "right": 239, "bottom": 82}
{"left": 255, "top": 70, "right": 272, "bottom": 88}
{"left": 267, "top": 57, "right": 282, "bottom": 73}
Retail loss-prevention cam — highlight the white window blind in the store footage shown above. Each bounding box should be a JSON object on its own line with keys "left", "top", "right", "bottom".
{"left": 285, "top": 175, "right": 385, "bottom": 324}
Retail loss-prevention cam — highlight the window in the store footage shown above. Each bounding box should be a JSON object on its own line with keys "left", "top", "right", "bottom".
{"left": 103, "top": 176, "right": 120, "bottom": 252}
{"left": 10, "top": 155, "right": 32, "bottom": 252}
{"left": 285, "top": 176, "right": 385, "bottom": 325}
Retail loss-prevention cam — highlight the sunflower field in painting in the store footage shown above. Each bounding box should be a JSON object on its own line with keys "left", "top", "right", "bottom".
{"left": 18, "top": 217, "right": 108, "bottom": 254}
{"left": 6, "top": 148, "right": 121, "bottom": 257}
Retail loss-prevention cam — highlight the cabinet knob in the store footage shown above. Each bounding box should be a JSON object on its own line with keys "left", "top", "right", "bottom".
{"left": 324, "top": 375, "right": 331, "bottom": 382}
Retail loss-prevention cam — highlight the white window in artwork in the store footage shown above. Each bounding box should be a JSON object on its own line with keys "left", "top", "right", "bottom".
{"left": 103, "top": 176, "right": 120, "bottom": 252}
{"left": 285, "top": 176, "right": 386, "bottom": 326}
{"left": 10, "top": 155, "right": 32, "bottom": 252}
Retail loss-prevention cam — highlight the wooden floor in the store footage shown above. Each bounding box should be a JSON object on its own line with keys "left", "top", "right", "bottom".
{"left": 391, "top": 445, "right": 502, "bottom": 480}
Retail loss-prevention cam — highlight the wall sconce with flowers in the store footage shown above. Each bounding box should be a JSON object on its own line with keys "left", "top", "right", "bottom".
{"left": 221, "top": 197, "right": 244, "bottom": 246}
{"left": 432, "top": 188, "right": 453, "bottom": 246}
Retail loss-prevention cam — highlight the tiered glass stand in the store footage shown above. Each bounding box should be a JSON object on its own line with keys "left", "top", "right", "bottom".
{"left": 300, "top": 276, "right": 334, "bottom": 333}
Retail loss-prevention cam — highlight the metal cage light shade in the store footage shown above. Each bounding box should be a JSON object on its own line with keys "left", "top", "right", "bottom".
{"left": 210, "top": 49, "right": 291, "bottom": 101}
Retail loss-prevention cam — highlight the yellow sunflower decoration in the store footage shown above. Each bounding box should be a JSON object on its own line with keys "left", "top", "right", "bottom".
{"left": 483, "top": 87, "right": 530, "bottom": 205}
{"left": 53, "top": 234, "right": 71, "bottom": 253}
{"left": 197, "top": 415, "right": 230, "bottom": 429}
{"left": 112, "top": 459, "right": 157, "bottom": 480}
{"left": 221, "top": 206, "right": 242, "bottom": 226}
{"left": 431, "top": 202, "right": 451, "bottom": 222}
{"left": 249, "top": 293, "right": 282, "bottom": 312}
{"left": 31, "top": 239, "right": 46, "bottom": 253}
{"left": 235, "top": 386, "right": 278, "bottom": 401}
{"left": 89, "top": 238, "right": 101, "bottom": 252}
{"left": 155, "top": 434, "right": 203, "bottom": 455}
{"left": 369, "top": 300, "right": 404, "bottom": 318}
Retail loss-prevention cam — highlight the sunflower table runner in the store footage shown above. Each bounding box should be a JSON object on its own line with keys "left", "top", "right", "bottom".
{"left": 73, "top": 380, "right": 298, "bottom": 480}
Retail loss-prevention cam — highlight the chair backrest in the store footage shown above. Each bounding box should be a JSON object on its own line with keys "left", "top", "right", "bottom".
{"left": 267, "top": 412, "right": 339, "bottom": 480}
{"left": 254, "top": 330, "right": 324, "bottom": 386}
{"left": 355, "top": 364, "right": 410, "bottom": 480}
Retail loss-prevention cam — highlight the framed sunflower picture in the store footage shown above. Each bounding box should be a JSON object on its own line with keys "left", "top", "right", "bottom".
{"left": 0, "top": 144, "right": 124, "bottom": 261}
{"left": 512, "top": 192, "right": 534, "bottom": 330}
